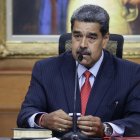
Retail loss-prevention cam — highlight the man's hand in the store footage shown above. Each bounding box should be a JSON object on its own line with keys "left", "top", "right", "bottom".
{"left": 40, "top": 109, "right": 72, "bottom": 132}
{"left": 77, "top": 115, "right": 104, "bottom": 137}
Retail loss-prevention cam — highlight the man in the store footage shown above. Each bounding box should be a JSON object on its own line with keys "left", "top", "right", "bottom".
{"left": 17, "top": 5, "right": 140, "bottom": 138}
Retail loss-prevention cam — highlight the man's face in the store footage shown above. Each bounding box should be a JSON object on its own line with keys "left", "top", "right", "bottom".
{"left": 71, "top": 21, "right": 109, "bottom": 68}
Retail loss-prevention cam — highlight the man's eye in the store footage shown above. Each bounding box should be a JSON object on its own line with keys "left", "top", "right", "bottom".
{"left": 74, "top": 34, "right": 82, "bottom": 40}
{"left": 88, "top": 36, "right": 96, "bottom": 40}
{"left": 87, "top": 36, "right": 97, "bottom": 42}
{"left": 74, "top": 34, "right": 81, "bottom": 38}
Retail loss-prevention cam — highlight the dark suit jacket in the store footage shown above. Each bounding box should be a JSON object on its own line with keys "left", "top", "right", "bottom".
{"left": 17, "top": 50, "right": 140, "bottom": 137}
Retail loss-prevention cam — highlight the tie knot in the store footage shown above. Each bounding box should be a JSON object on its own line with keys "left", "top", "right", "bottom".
{"left": 84, "top": 70, "right": 91, "bottom": 79}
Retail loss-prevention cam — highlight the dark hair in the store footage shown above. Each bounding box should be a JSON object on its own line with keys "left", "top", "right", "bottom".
{"left": 71, "top": 4, "right": 110, "bottom": 36}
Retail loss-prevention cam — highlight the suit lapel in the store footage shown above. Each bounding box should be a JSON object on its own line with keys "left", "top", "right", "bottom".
{"left": 60, "top": 52, "right": 81, "bottom": 113}
{"left": 85, "top": 51, "right": 115, "bottom": 115}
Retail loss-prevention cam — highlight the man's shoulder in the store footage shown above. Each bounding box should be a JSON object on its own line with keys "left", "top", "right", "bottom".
{"left": 114, "top": 56, "right": 140, "bottom": 68}
{"left": 104, "top": 51, "right": 140, "bottom": 74}
{"left": 35, "top": 51, "right": 73, "bottom": 66}
{"left": 111, "top": 55, "right": 140, "bottom": 75}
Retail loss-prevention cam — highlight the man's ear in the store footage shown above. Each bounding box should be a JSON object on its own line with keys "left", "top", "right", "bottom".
{"left": 103, "top": 32, "right": 110, "bottom": 49}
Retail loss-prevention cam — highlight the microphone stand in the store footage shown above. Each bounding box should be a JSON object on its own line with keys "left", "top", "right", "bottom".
{"left": 61, "top": 55, "right": 89, "bottom": 140}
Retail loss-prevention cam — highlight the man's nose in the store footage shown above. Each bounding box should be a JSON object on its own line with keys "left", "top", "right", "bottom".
{"left": 80, "top": 37, "right": 88, "bottom": 48}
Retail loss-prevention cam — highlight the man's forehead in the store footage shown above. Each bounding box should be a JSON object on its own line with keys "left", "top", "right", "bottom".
{"left": 73, "top": 21, "right": 101, "bottom": 30}
{"left": 72, "top": 30, "right": 98, "bottom": 36}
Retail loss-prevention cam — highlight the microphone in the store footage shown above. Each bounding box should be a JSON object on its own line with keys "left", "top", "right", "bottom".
{"left": 61, "top": 53, "right": 103, "bottom": 140}
{"left": 78, "top": 54, "right": 83, "bottom": 62}
{"left": 61, "top": 54, "right": 89, "bottom": 140}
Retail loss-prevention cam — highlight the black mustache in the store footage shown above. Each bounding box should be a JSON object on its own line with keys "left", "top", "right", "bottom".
{"left": 77, "top": 48, "right": 91, "bottom": 55}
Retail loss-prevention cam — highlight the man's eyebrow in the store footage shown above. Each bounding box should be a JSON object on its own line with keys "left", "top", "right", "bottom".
{"left": 88, "top": 33, "right": 98, "bottom": 37}
{"left": 72, "top": 31, "right": 81, "bottom": 34}
{"left": 72, "top": 31, "right": 98, "bottom": 36}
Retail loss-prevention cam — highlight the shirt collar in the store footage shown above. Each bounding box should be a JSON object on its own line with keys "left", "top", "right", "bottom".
{"left": 77, "top": 51, "right": 104, "bottom": 78}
